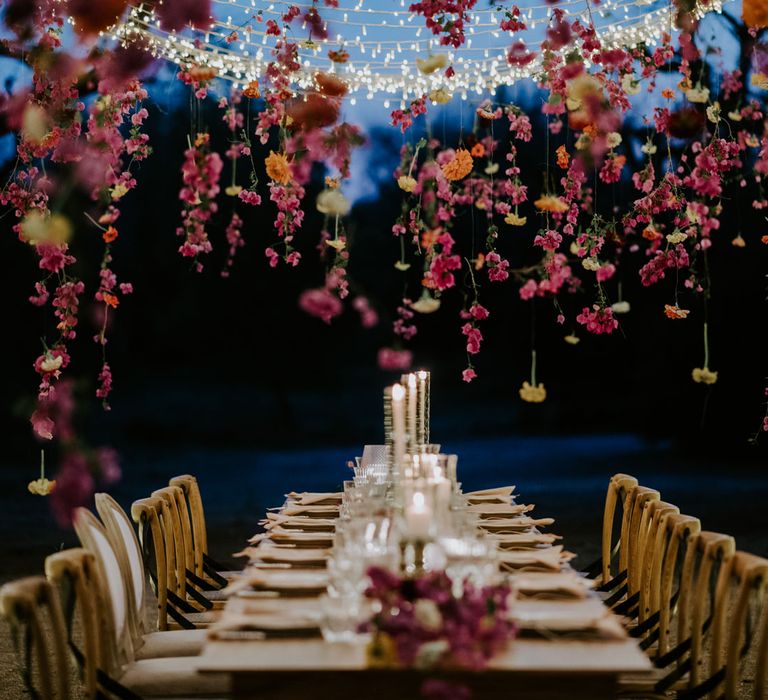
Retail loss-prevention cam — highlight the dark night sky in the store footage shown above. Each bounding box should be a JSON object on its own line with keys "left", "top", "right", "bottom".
{"left": 1, "top": 63, "right": 767, "bottom": 475}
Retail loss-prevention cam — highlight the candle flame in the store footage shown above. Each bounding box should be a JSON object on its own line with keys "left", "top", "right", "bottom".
{"left": 407, "top": 374, "right": 417, "bottom": 388}
{"left": 413, "top": 491, "right": 425, "bottom": 508}
{"left": 392, "top": 384, "right": 405, "bottom": 400}
{"left": 417, "top": 370, "right": 428, "bottom": 379}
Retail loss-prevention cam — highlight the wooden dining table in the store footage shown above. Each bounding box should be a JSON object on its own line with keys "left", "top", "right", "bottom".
{"left": 194, "top": 478, "right": 652, "bottom": 699}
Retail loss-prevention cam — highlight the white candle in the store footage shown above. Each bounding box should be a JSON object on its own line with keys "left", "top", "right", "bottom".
{"left": 407, "top": 374, "right": 417, "bottom": 451}
{"left": 391, "top": 384, "right": 406, "bottom": 478}
{"left": 406, "top": 491, "right": 432, "bottom": 540}
{"left": 417, "top": 370, "right": 427, "bottom": 445}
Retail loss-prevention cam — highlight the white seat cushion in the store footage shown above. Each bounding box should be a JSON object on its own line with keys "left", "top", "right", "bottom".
{"left": 136, "top": 629, "right": 208, "bottom": 659}
{"left": 120, "top": 656, "right": 230, "bottom": 697}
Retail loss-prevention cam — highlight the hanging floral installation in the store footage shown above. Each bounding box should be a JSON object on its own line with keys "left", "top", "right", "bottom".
{"left": 1, "top": 0, "right": 767, "bottom": 520}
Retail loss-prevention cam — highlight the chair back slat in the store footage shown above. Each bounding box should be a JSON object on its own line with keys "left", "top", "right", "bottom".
{"left": 637, "top": 501, "right": 679, "bottom": 624}
{"left": 0, "top": 576, "right": 70, "bottom": 700}
{"left": 624, "top": 486, "right": 661, "bottom": 596}
{"left": 152, "top": 486, "right": 190, "bottom": 599}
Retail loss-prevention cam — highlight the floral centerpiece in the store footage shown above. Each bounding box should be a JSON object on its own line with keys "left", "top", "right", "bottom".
{"left": 363, "top": 566, "right": 515, "bottom": 671}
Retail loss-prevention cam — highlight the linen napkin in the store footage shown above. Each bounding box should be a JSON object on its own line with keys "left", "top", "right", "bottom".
{"left": 479, "top": 516, "right": 555, "bottom": 533}
{"left": 266, "top": 528, "right": 335, "bottom": 547}
{"left": 234, "top": 546, "right": 330, "bottom": 566}
{"left": 207, "top": 611, "right": 321, "bottom": 639}
{"left": 262, "top": 513, "right": 337, "bottom": 531}
{"left": 286, "top": 492, "right": 343, "bottom": 506}
{"left": 467, "top": 503, "right": 534, "bottom": 517}
{"left": 279, "top": 504, "right": 340, "bottom": 518}
{"left": 509, "top": 572, "right": 591, "bottom": 599}
{"left": 464, "top": 486, "right": 515, "bottom": 498}
{"left": 498, "top": 545, "right": 569, "bottom": 571}
{"left": 224, "top": 568, "right": 329, "bottom": 597}
{"left": 488, "top": 532, "right": 562, "bottom": 549}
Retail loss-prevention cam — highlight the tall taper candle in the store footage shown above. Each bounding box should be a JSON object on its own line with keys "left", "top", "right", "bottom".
{"left": 391, "top": 384, "right": 406, "bottom": 478}
{"left": 416, "top": 370, "right": 428, "bottom": 445}
{"left": 383, "top": 386, "right": 393, "bottom": 458}
{"left": 407, "top": 374, "right": 417, "bottom": 453}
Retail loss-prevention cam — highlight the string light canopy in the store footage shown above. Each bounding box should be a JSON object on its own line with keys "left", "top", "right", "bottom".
{"left": 113, "top": 0, "right": 723, "bottom": 100}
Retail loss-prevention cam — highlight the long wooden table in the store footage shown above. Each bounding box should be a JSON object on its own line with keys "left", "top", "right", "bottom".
{"left": 195, "top": 482, "right": 652, "bottom": 699}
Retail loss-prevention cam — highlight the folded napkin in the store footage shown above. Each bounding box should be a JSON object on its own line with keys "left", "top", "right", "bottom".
{"left": 267, "top": 528, "right": 335, "bottom": 548}
{"left": 489, "top": 532, "right": 562, "bottom": 549}
{"left": 498, "top": 545, "right": 568, "bottom": 572}
{"left": 510, "top": 572, "right": 591, "bottom": 599}
{"left": 286, "top": 492, "right": 343, "bottom": 506}
{"left": 468, "top": 503, "right": 534, "bottom": 517}
{"left": 262, "top": 513, "right": 336, "bottom": 531}
{"left": 280, "top": 504, "right": 340, "bottom": 518}
{"left": 207, "top": 611, "right": 321, "bottom": 640}
{"left": 235, "top": 546, "right": 330, "bottom": 565}
{"left": 225, "top": 568, "right": 329, "bottom": 597}
{"left": 465, "top": 486, "right": 515, "bottom": 498}
{"left": 479, "top": 516, "right": 555, "bottom": 532}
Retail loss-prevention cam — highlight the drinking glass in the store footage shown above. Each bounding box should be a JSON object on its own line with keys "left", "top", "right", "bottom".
{"left": 319, "top": 594, "right": 366, "bottom": 643}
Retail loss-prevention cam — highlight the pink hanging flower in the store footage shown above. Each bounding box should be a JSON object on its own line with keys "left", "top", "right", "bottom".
{"left": 378, "top": 347, "right": 413, "bottom": 371}
{"left": 576, "top": 305, "right": 619, "bottom": 335}
{"left": 462, "top": 367, "right": 477, "bottom": 383}
{"left": 298, "top": 288, "right": 343, "bottom": 324}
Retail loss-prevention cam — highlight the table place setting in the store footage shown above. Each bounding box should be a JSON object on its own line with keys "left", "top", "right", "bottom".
{"left": 196, "top": 372, "right": 651, "bottom": 698}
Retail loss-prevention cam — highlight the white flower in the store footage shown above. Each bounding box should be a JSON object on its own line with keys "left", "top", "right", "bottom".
{"left": 582, "top": 257, "right": 600, "bottom": 272}
{"left": 564, "top": 334, "right": 580, "bottom": 345}
{"left": 414, "top": 599, "right": 443, "bottom": 632}
{"left": 606, "top": 132, "right": 623, "bottom": 148}
{"left": 727, "top": 110, "right": 743, "bottom": 122}
{"left": 641, "top": 140, "right": 658, "bottom": 155}
{"left": 666, "top": 230, "right": 688, "bottom": 244}
{"left": 20, "top": 211, "right": 72, "bottom": 246}
{"left": 611, "top": 301, "right": 631, "bottom": 314}
{"left": 692, "top": 367, "right": 718, "bottom": 385}
{"left": 316, "top": 189, "right": 351, "bottom": 217}
{"left": 484, "top": 162, "right": 499, "bottom": 175}
{"left": 569, "top": 241, "right": 582, "bottom": 256}
{"left": 706, "top": 102, "right": 721, "bottom": 124}
{"left": 416, "top": 54, "right": 448, "bottom": 75}
{"left": 325, "top": 238, "right": 346, "bottom": 251}
{"left": 621, "top": 74, "right": 641, "bottom": 95}
{"left": 22, "top": 103, "right": 49, "bottom": 142}
{"left": 685, "top": 85, "right": 709, "bottom": 103}
{"left": 428, "top": 88, "right": 452, "bottom": 104}
{"left": 411, "top": 293, "right": 441, "bottom": 314}
{"left": 40, "top": 355, "right": 63, "bottom": 373}
{"left": 413, "top": 639, "right": 450, "bottom": 670}
{"left": 398, "top": 175, "right": 417, "bottom": 193}
{"left": 394, "top": 261, "right": 411, "bottom": 271}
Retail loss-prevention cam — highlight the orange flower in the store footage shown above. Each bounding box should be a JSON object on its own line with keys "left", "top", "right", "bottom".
{"left": 102, "top": 226, "right": 118, "bottom": 244}
{"left": 761, "top": 235, "right": 768, "bottom": 244}
{"left": 103, "top": 293, "right": 119, "bottom": 309}
{"left": 534, "top": 195, "right": 569, "bottom": 214}
{"left": 328, "top": 49, "right": 350, "bottom": 64}
{"left": 662, "top": 88, "right": 676, "bottom": 99}
{"left": 421, "top": 228, "right": 440, "bottom": 250}
{"left": 470, "top": 143, "right": 485, "bottom": 158}
{"left": 188, "top": 66, "right": 217, "bottom": 83}
{"left": 555, "top": 144, "right": 570, "bottom": 169}
{"left": 664, "top": 304, "right": 689, "bottom": 319}
{"left": 194, "top": 132, "right": 209, "bottom": 147}
{"left": 315, "top": 72, "right": 348, "bottom": 97}
{"left": 643, "top": 226, "right": 662, "bottom": 240}
{"left": 441, "top": 148, "right": 474, "bottom": 181}
{"left": 243, "top": 80, "right": 261, "bottom": 99}
{"left": 743, "top": 0, "right": 768, "bottom": 28}
{"left": 474, "top": 253, "right": 485, "bottom": 271}
{"left": 582, "top": 124, "right": 597, "bottom": 138}
{"left": 265, "top": 151, "right": 292, "bottom": 185}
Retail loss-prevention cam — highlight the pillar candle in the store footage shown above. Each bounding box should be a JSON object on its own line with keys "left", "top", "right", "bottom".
{"left": 416, "top": 370, "right": 427, "bottom": 445}
{"left": 407, "top": 374, "right": 417, "bottom": 452}
{"left": 405, "top": 491, "right": 432, "bottom": 540}
{"left": 391, "top": 384, "right": 406, "bottom": 478}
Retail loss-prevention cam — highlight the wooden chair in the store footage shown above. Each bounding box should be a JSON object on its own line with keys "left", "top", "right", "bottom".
{"left": 169, "top": 474, "right": 234, "bottom": 587}
{"left": 581, "top": 473, "right": 638, "bottom": 587}
{"left": 44, "top": 549, "right": 102, "bottom": 699}
{"left": 606, "top": 485, "right": 661, "bottom": 613}
{"left": 96, "top": 492, "right": 208, "bottom": 657}
{"left": 701, "top": 551, "right": 768, "bottom": 700}
{"left": 46, "top": 535, "right": 231, "bottom": 698}
{"left": 618, "top": 529, "right": 735, "bottom": 698}
{"left": 0, "top": 576, "right": 71, "bottom": 700}
{"left": 131, "top": 496, "right": 220, "bottom": 631}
